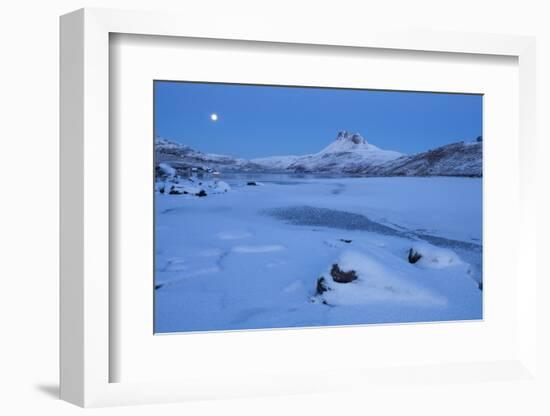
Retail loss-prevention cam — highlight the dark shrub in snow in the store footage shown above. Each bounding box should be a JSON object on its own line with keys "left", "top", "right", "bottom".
{"left": 408, "top": 248, "right": 422, "bottom": 264}
{"left": 330, "top": 264, "right": 357, "bottom": 283}
{"left": 316, "top": 277, "right": 329, "bottom": 295}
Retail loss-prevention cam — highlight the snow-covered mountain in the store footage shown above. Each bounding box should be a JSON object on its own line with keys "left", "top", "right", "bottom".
{"left": 366, "top": 139, "right": 482, "bottom": 177}
{"left": 155, "top": 132, "right": 482, "bottom": 177}
{"left": 252, "top": 131, "right": 403, "bottom": 173}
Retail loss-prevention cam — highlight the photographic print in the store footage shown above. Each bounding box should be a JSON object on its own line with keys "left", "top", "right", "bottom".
{"left": 154, "top": 81, "right": 483, "bottom": 333}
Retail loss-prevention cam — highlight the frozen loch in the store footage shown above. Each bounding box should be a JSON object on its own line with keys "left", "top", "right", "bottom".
{"left": 154, "top": 175, "right": 482, "bottom": 333}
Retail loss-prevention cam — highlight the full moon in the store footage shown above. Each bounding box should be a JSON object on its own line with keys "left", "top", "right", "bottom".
{"left": 210, "top": 113, "right": 218, "bottom": 121}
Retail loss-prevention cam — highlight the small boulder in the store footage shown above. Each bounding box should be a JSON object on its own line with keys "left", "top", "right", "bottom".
{"left": 196, "top": 189, "right": 207, "bottom": 197}
{"left": 408, "top": 248, "right": 422, "bottom": 264}
{"left": 247, "top": 181, "right": 258, "bottom": 186}
{"left": 339, "top": 239, "right": 352, "bottom": 244}
{"left": 330, "top": 263, "right": 357, "bottom": 283}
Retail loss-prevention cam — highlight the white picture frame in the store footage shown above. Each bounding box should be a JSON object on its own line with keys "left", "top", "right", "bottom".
{"left": 60, "top": 7, "right": 538, "bottom": 408}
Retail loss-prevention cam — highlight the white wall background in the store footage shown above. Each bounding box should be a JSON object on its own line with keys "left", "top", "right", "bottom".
{"left": 1, "top": 0, "right": 548, "bottom": 415}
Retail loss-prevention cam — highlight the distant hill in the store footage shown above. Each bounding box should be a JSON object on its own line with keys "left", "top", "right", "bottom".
{"left": 365, "top": 141, "right": 482, "bottom": 177}
{"left": 155, "top": 138, "right": 264, "bottom": 173}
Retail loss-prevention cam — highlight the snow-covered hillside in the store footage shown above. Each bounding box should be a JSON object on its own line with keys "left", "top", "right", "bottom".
{"left": 155, "top": 137, "right": 264, "bottom": 173}
{"left": 250, "top": 155, "right": 301, "bottom": 171}
{"left": 367, "top": 140, "right": 482, "bottom": 177}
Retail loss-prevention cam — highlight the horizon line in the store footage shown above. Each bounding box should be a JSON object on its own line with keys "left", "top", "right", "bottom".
{"left": 154, "top": 132, "right": 482, "bottom": 160}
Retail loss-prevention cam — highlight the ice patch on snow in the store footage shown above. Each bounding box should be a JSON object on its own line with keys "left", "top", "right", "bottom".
{"left": 187, "top": 266, "right": 221, "bottom": 276}
{"left": 197, "top": 248, "right": 224, "bottom": 257}
{"left": 232, "top": 245, "right": 286, "bottom": 253}
{"left": 217, "top": 231, "right": 253, "bottom": 240}
{"left": 264, "top": 206, "right": 402, "bottom": 236}
{"left": 283, "top": 280, "right": 304, "bottom": 293}
{"left": 266, "top": 259, "right": 287, "bottom": 268}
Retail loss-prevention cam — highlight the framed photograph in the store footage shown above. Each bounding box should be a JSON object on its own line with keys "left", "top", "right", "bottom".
{"left": 153, "top": 81, "right": 484, "bottom": 334}
{"left": 60, "top": 8, "right": 538, "bottom": 407}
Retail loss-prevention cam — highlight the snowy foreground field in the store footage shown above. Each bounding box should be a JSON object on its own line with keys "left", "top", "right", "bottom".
{"left": 155, "top": 175, "right": 482, "bottom": 333}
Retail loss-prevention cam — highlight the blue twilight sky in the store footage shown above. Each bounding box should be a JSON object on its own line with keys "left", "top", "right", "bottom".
{"left": 154, "top": 81, "right": 482, "bottom": 159}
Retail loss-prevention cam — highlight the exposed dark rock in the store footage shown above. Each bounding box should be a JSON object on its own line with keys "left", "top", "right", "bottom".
{"left": 247, "top": 181, "right": 258, "bottom": 186}
{"left": 168, "top": 186, "right": 190, "bottom": 195}
{"left": 478, "top": 281, "right": 483, "bottom": 291}
{"left": 340, "top": 239, "right": 352, "bottom": 244}
{"left": 408, "top": 248, "right": 422, "bottom": 264}
{"left": 155, "top": 283, "right": 163, "bottom": 290}
{"left": 330, "top": 264, "right": 357, "bottom": 283}
{"left": 316, "top": 277, "right": 329, "bottom": 295}
{"left": 196, "top": 189, "right": 207, "bottom": 197}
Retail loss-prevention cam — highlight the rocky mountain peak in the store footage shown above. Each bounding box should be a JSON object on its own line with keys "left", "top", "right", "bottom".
{"left": 336, "top": 131, "right": 367, "bottom": 145}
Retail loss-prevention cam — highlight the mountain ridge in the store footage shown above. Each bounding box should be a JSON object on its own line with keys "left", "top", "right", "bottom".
{"left": 155, "top": 131, "right": 482, "bottom": 177}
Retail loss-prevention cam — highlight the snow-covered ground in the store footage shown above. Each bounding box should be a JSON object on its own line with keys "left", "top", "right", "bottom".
{"left": 155, "top": 175, "right": 482, "bottom": 333}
